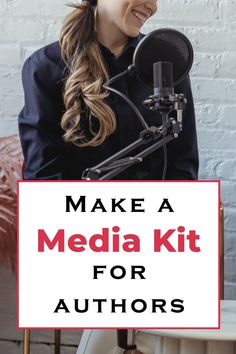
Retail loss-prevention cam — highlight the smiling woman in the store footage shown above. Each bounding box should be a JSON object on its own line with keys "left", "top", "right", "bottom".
{"left": 18, "top": 0, "right": 198, "bottom": 352}
{"left": 18, "top": 0, "right": 198, "bottom": 182}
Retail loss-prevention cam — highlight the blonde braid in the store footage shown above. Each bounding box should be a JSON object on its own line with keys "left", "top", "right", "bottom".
{"left": 59, "top": 1, "right": 116, "bottom": 147}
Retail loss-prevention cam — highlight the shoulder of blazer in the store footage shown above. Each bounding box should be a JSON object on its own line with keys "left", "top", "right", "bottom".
{"left": 23, "top": 41, "right": 68, "bottom": 85}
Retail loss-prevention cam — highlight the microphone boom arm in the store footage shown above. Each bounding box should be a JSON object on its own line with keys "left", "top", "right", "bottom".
{"left": 82, "top": 65, "right": 186, "bottom": 181}
{"left": 82, "top": 116, "right": 182, "bottom": 180}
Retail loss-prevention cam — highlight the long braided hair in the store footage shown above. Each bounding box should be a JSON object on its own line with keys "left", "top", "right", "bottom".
{"left": 59, "top": 0, "right": 116, "bottom": 147}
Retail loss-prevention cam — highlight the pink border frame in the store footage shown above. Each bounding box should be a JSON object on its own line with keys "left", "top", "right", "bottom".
{"left": 16, "top": 180, "right": 221, "bottom": 330}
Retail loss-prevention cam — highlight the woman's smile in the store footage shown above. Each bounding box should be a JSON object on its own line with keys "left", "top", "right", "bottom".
{"left": 131, "top": 8, "right": 151, "bottom": 25}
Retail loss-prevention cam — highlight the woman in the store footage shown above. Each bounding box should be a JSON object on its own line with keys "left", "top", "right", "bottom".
{"left": 18, "top": 0, "right": 198, "bottom": 181}
{"left": 19, "top": 0, "right": 198, "bottom": 352}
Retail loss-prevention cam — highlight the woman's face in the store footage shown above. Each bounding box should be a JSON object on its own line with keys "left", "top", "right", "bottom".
{"left": 96, "top": 0, "right": 158, "bottom": 38}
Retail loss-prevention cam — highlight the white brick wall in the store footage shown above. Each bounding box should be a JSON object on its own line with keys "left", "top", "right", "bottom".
{"left": 0, "top": 0, "right": 235, "bottom": 301}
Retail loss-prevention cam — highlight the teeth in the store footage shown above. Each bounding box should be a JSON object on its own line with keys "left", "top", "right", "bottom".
{"left": 132, "top": 10, "right": 149, "bottom": 22}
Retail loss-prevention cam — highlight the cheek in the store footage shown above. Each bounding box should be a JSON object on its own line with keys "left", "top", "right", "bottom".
{"left": 112, "top": 6, "right": 128, "bottom": 26}
{"left": 111, "top": 4, "right": 127, "bottom": 25}
{"left": 123, "top": 13, "right": 143, "bottom": 37}
{"left": 113, "top": 2, "right": 143, "bottom": 37}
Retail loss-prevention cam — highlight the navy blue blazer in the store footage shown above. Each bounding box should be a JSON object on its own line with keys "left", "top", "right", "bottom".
{"left": 18, "top": 34, "right": 198, "bottom": 180}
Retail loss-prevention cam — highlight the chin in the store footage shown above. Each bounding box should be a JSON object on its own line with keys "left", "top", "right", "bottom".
{"left": 125, "top": 27, "right": 141, "bottom": 38}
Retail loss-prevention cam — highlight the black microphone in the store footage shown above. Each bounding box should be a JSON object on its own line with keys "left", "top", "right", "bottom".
{"left": 143, "top": 61, "right": 175, "bottom": 110}
{"left": 153, "top": 61, "right": 174, "bottom": 97}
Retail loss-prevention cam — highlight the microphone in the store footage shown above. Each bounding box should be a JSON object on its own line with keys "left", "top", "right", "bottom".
{"left": 131, "top": 29, "right": 191, "bottom": 115}
{"left": 153, "top": 61, "right": 174, "bottom": 97}
{"left": 143, "top": 61, "right": 175, "bottom": 111}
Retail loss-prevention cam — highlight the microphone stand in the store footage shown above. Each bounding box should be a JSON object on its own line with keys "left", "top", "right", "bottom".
{"left": 81, "top": 65, "right": 186, "bottom": 351}
{"left": 82, "top": 91, "right": 186, "bottom": 181}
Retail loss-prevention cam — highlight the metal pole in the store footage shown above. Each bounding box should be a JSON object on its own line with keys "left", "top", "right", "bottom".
{"left": 23, "top": 329, "right": 30, "bottom": 354}
{"left": 54, "top": 329, "right": 61, "bottom": 354}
